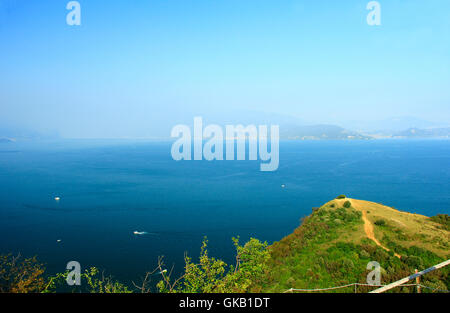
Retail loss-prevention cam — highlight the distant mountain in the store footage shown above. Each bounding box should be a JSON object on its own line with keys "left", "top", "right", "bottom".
{"left": 350, "top": 116, "right": 445, "bottom": 132}
{"left": 394, "top": 127, "right": 450, "bottom": 138}
{"left": 281, "top": 124, "right": 371, "bottom": 140}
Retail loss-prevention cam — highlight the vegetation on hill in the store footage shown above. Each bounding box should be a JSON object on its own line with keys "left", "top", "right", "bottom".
{"left": 430, "top": 214, "right": 450, "bottom": 231}
{"left": 0, "top": 254, "right": 46, "bottom": 293}
{"left": 263, "top": 199, "right": 449, "bottom": 292}
{"left": 1, "top": 198, "right": 448, "bottom": 293}
{"left": 280, "top": 125, "right": 371, "bottom": 140}
{"left": 0, "top": 254, "right": 130, "bottom": 293}
{"left": 154, "top": 237, "right": 269, "bottom": 293}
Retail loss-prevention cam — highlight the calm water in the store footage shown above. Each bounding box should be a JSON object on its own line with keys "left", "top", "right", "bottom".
{"left": 0, "top": 139, "right": 449, "bottom": 285}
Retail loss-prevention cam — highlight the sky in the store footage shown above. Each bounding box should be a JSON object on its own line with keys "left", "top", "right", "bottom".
{"left": 0, "top": 0, "right": 449, "bottom": 138}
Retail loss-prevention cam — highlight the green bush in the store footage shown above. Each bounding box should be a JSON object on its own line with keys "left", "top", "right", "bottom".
{"left": 404, "top": 256, "right": 424, "bottom": 269}
{"left": 336, "top": 195, "right": 346, "bottom": 199}
{"left": 358, "top": 250, "right": 370, "bottom": 259}
{"left": 374, "top": 219, "right": 386, "bottom": 226}
{"left": 286, "top": 277, "right": 296, "bottom": 287}
{"left": 343, "top": 201, "right": 351, "bottom": 208}
{"left": 0, "top": 254, "right": 131, "bottom": 293}
{"left": 157, "top": 236, "right": 271, "bottom": 293}
{"left": 430, "top": 214, "right": 450, "bottom": 231}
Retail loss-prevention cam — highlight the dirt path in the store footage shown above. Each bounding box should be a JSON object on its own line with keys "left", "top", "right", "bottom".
{"left": 347, "top": 199, "right": 401, "bottom": 258}
{"left": 361, "top": 210, "right": 389, "bottom": 251}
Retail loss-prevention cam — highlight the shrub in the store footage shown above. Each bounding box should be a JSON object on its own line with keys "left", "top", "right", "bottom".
{"left": 157, "top": 237, "right": 271, "bottom": 293}
{"left": 430, "top": 214, "right": 450, "bottom": 231}
{"left": 286, "top": 277, "right": 296, "bottom": 287}
{"left": 359, "top": 250, "right": 370, "bottom": 259}
{"left": 0, "top": 254, "right": 132, "bottom": 293}
{"left": 342, "top": 259, "right": 355, "bottom": 269}
{"left": 404, "top": 256, "right": 424, "bottom": 269}
{"left": 374, "top": 219, "right": 386, "bottom": 226}
{"left": 0, "top": 254, "right": 46, "bottom": 293}
{"left": 343, "top": 201, "right": 352, "bottom": 208}
{"left": 336, "top": 195, "right": 346, "bottom": 199}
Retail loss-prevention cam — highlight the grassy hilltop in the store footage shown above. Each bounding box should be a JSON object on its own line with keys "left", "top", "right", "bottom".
{"left": 263, "top": 197, "right": 449, "bottom": 292}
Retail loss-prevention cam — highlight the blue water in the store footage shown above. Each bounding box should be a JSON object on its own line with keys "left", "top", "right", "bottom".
{"left": 0, "top": 139, "right": 449, "bottom": 285}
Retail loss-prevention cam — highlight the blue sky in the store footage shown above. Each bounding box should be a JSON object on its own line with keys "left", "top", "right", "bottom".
{"left": 1, "top": 0, "right": 449, "bottom": 138}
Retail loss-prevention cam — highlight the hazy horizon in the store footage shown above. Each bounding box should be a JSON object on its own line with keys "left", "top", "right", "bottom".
{"left": 1, "top": 0, "right": 449, "bottom": 138}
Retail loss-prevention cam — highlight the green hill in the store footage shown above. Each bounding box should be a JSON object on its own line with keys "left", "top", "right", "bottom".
{"left": 262, "top": 197, "right": 449, "bottom": 292}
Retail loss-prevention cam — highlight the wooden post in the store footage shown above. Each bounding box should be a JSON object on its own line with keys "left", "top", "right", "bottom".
{"left": 415, "top": 269, "right": 421, "bottom": 293}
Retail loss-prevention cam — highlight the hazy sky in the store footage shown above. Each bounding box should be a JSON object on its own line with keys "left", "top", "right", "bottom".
{"left": 1, "top": 0, "right": 449, "bottom": 138}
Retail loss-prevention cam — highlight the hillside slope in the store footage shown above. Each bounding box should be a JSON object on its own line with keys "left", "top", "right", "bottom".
{"left": 262, "top": 197, "right": 449, "bottom": 292}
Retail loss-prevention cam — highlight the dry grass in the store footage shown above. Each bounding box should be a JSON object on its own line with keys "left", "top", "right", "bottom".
{"left": 323, "top": 198, "right": 449, "bottom": 258}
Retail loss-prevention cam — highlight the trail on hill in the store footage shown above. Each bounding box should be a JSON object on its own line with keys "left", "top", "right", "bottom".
{"left": 361, "top": 210, "right": 388, "bottom": 250}
{"left": 348, "top": 200, "right": 401, "bottom": 259}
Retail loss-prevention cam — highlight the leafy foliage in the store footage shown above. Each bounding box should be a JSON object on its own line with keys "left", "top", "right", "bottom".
{"left": 220, "top": 237, "right": 270, "bottom": 292}
{"left": 261, "top": 203, "right": 449, "bottom": 293}
{"left": 156, "top": 236, "right": 270, "bottom": 293}
{"left": 176, "top": 237, "right": 227, "bottom": 293}
{"left": 0, "top": 254, "right": 46, "bottom": 293}
{"left": 0, "top": 253, "right": 131, "bottom": 293}
{"left": 430, "top": 214, "right": 450, "bottom": 231}
{"left": 45, "top": 266, "right": 131, "bottom": 293}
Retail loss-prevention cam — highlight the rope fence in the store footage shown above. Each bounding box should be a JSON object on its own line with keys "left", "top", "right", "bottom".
{"left": 284, "top": 283, "right": 448, "bottom": 293}
{"left": 285, "top": 259, "right": 450, "bottom": 293}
